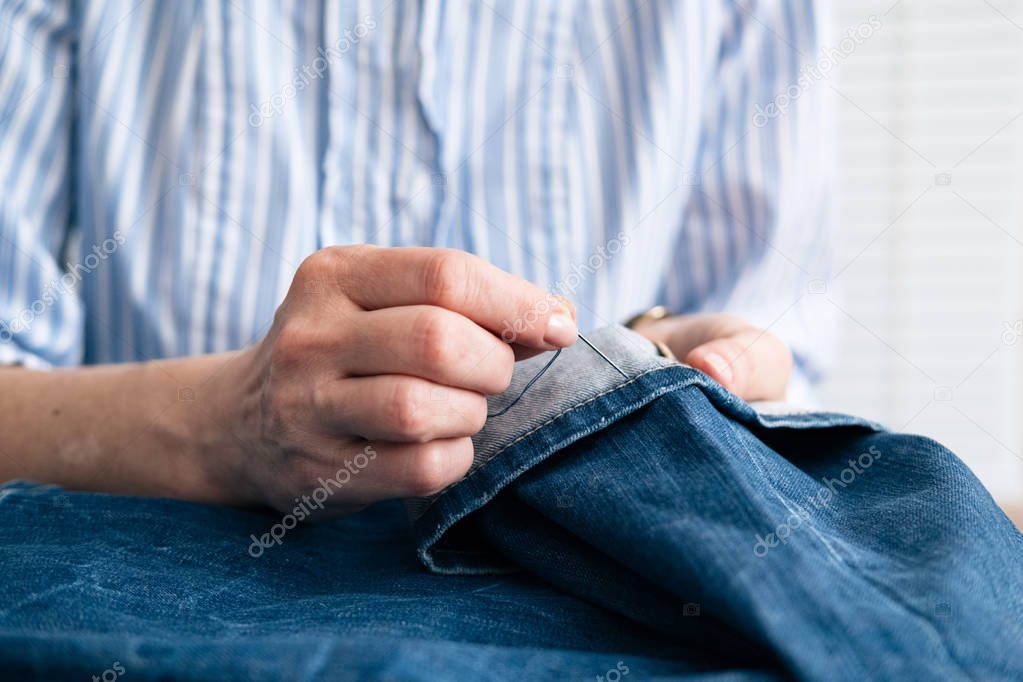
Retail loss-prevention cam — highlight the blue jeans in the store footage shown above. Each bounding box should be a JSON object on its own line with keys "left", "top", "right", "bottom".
{"left": 2, "top": 327, "right": 1020, "bottom": 680}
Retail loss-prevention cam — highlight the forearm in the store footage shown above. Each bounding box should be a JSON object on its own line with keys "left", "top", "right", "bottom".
{"left": 0, "top": 351, "right": 252, "bottom": 504}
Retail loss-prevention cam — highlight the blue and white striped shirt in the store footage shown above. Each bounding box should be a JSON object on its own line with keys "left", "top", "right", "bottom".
{"left": 0, "top": 0, "right": 835, "bottom": 395}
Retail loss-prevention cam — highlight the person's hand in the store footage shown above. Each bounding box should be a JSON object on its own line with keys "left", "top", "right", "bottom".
{"left": 634, "top": 313, "right": 792, "bottom": 401}
{"left": 203, "top": 246, "right": 577, "bottom": 516}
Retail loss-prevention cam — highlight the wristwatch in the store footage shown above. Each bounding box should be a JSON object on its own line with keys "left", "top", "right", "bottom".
{"left": 624, "top": 305, "right": 670, "bottom": 331}
{"left": 624, "top": 305, "right": 677, "bottom": 361}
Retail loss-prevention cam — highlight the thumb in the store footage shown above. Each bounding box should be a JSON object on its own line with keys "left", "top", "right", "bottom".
{"left": 684, "top": 329, "right": 791, "bottom": 401}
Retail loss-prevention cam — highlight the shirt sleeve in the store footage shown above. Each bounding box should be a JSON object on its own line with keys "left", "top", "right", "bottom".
{"left": 666, "top": 0, "right": 837, "bottom": 405}
{"left": 0, "top": 0, "right": 83, "bottom": 369}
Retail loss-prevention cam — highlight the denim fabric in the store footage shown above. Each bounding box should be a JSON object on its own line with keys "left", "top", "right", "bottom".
{"left": 2, "top": 326, "right": 1021, "bottom": 680}
{"left": 0, "top": 484, "right": 742, "bottom": 681}
{"left": 414, "top": 327, "right": 1023, "bottom": 680}
{"left": 406, "top": 326, "right": 678, "bottom": 522}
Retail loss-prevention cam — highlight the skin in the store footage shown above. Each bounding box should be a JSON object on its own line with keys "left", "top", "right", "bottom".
{"left": 635, "top": 313, "right": 792, "bottom": 403}
{"left": 0, "top": 245, "right": 791, "bottom": 516}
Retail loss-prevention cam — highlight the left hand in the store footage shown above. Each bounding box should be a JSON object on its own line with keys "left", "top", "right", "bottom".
{"left": 634, "top": 313, "right": 792, "bottom": 401}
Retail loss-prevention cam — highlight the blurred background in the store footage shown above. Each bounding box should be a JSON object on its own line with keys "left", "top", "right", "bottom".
{"left": 822, "top": 0, "right": 1023, "bottom": 519}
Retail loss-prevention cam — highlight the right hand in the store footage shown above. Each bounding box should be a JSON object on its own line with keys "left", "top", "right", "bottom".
{"left": 204, "top": 245, "right": 577, "bottom": 516}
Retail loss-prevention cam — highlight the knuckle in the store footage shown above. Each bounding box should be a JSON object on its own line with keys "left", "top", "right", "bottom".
{"left": 488, "top": 343, "right": 516, "bottom": 393}
{"left": 271, "top": 321, "right": 317, "bottom": 368}
{"left": 296, "top": 248, "right": 332, "bottom": 280}
{"left": 421, "top": 249, "right": 471, "bottom": 307}
{"left": 327, "top": 244, "right": 371, "bottom": 278}
{"left": 309, "top": 380, "right": 335, "bottom": 418}
{"left": 294, "top": 253, "right": 318, "bottom": 282}
{"left": 405, "top": 442, "right": 458, "bottom": 496}
{"left": 468, "top": 395, "right": 489, "bottom": 433}
{"left": 412, "top": 309, "right": 455, "bottom": 367}
{"left": 388, "top": 381, "right": 431, "bottom": 442}
{"left": 296, "top": 247, "right": 356, "bottom": 289}
{"left": 713, "top": 339, "right": 746, "bottom": 370}
{"left": 495, "top": 343, "right": 515, "bottom": 392}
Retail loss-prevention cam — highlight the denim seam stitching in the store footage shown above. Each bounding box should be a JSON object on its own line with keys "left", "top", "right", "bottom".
{"left": 482, "top": 366, "right": 679, "bottom": 457}
{"left": 418, "top": 365, "right": 683, "bottom": 517}
{"left": 417, "top": 374, "right": 697, "bottom": 572}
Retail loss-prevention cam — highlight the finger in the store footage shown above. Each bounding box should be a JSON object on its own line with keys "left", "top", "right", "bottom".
{"left": 684, "top": 329, "right": 791, "bottom": 401}
{"left": 511, "top": 296, "right": 578, "bottom": 360}
{"left": 331, "top": 245, "right": 578, "bottom": 350}
{"left": 317, "top": 375, "right": 488, "bottom": 443}
{"left": 345, "top": 305, "right": 516, "bottom": 394}
{"left": 511, "top": 343, "right": 552, "bottom": 362}
{"left": 310, "top": 437, "right": 475, "bottom": 507}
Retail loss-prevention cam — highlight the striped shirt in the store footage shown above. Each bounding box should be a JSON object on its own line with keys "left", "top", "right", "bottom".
{"left": 0, "top": 0, "right": 835, "bottom": 397}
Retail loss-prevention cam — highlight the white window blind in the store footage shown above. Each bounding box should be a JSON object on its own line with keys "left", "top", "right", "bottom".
{"left": 822, "top": 0, "right": 1023, "bottom": 505}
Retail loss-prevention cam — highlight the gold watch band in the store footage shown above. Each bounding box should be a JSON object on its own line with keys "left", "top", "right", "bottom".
{"left": 624, "top": 305, "right": 677, "bottom": 361}
{"left": 624, "top": 305, "right": 670, "bottom": 331}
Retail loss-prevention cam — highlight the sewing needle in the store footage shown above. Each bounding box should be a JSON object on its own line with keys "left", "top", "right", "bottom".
{"left": 577, "top": 333, "right": 629, "bottom": 379}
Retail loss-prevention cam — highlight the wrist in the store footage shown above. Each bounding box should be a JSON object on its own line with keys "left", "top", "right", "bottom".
{"left": 174, "top": 348, "right": 263, "bottom": 506}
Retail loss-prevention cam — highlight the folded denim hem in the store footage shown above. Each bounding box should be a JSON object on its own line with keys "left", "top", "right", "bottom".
{"left": 405, "top": 326, "right": 675, "bottom": 522}
{"left": 414, "top": 362, "right": 886, "bottom": 574}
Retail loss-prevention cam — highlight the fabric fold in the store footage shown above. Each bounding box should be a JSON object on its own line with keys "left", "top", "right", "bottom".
{"left": 411, "top": 325, "right": 1023, "bottom": 681}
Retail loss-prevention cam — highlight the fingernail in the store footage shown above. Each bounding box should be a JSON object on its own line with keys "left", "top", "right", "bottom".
{"left": 543, "top": 311, "right": 578, "bottom": 348}
{"left": 703, "top": 352, "right": 733, "bottom": 384}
